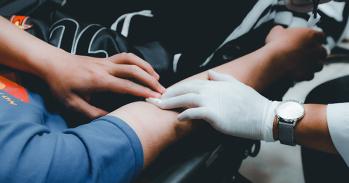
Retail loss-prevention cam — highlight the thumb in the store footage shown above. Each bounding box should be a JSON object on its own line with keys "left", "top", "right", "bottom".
{"left": 68, "top": 95, "right": 108, "bottom": 119}
{"left": 265, "top": 25, "right": 285, "bottom": 44}
{"left": 208, "top": 70, "right": 237, "bottom": 82}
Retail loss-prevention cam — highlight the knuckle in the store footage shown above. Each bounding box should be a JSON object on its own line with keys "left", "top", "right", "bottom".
{"left": 133, "top": 65, "right": 141, "bottom": 71}
{"left": 127, "top": 65, "right": 138, "bottom": 76}
{"left": 306, "top": 29, "right": 316, "bottom": 35}
{"left": 93, "top": 111, "right": 105, "bottom": 118}
{"left": 110, "top": 53, "right": 126, "bottom": 63}
{"left": 119, "top": 52, "right": 129, "bottom": 58}
{"left": 90, "top": 71, "right": 104, "bottom": 83}
{"left": 310, "top": 30, "right": 324, "bottom": 40}
{"left": 149, "top": 80, "right": 159, "bottom": 89}
{"left": 127, "top": 53, "right": 137, "bottom": 58}
{"left": 113, "top": 52, "right": 129, "bottom": 62}
{"left": 129, "top": 65, "right": 141, "bottom": 74}
{"left": 101, "top": 77, "right": 113, "bottom": 87}
{"left": 123, "top": 80, "right": 135, "bottom": 91}
{"left": 306, "top": 30, "right": 317, "bottom": 39}
{"left": 124, "top": 53, "right": 137, "bottom": 61}
{"left": 150, "top": 77, "right": 159, "bottom": 86}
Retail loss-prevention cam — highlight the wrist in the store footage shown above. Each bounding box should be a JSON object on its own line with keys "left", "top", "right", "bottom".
{"left": 250, "top": 44, "right": 285, "bottom": 89}
{"left": 262, "top": 43, "right": 289, "bottom": 79}
{"left": 38, "top": 50, "right": 73, "bottom": 83}
{"left": 24, "top": 46, "right": 70, "bottom": 81}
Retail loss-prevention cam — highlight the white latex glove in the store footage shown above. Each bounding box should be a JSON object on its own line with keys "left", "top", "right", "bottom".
{"left": 147, "top": 71, "right": 280, "bottom": 141}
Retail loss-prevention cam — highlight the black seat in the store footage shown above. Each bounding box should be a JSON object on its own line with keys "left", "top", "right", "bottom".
{"left": 137, "top": 124, "right": 259, "bottom": 183}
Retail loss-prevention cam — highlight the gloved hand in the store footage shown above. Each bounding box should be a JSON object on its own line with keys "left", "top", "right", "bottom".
{"left": 147, "top": 71, "right": 280, "bottom": 141}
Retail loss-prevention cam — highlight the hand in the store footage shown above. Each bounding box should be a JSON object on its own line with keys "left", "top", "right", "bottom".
{"left": 147, "top": 71, "right": 279, "bottom": 141}
{"left": 266, "top": 26, "right": 327, "bottom": 81}
{"left": 46, "top": 53, "right": 165, "bottom": 119}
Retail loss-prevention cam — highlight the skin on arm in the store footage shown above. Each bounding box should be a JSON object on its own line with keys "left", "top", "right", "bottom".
{"left": 109, "top": 37, "right": 317, "bottom": 166}
{"left": 273, "top": 104, "right": 336, "bottom": 154}
{"left": 110, "top": 45, "right": 279, "bottom": 166}
{"left": 111, "top": 26, "right": 331, "bottom": 167}
{"left": 0, "top": 16, "right": 164, "bottom": 118}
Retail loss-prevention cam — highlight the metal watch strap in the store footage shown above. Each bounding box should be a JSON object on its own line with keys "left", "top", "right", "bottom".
{"left": 278, "top": 119, "right": 296, "bottom": 146}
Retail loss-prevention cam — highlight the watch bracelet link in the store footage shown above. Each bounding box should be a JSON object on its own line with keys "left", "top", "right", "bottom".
{"left": 278, "top": 118, "right": 296, "bottom": 146}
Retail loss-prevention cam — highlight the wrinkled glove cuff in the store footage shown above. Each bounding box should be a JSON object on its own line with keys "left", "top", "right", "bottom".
{"left": 262, "top": 101, "right": 280, "bottom": 141}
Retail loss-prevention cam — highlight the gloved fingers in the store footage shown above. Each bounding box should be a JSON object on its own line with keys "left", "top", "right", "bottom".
{"left": 147, "top": 93, "right": 201, "bottom": 109}
{"left": 178, "top": 107, "right": 209, "bottom": 121}
{"left": 208, "top": 70, "right": 237, "bottom": 82}
{"left": 162, "top": 80, "right": 205, "bottom": 99}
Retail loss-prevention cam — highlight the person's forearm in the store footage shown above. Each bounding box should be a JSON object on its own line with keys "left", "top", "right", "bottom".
{"left": 0, "top": 16, "right": 67, "bottom": 77}
{"left": 111, "top": 102, "right": 193, "bottom": 167}
{"left": 273, "top": 104, "right": 337, "bottom": 153}
{"left": 184, "top": 43, "right": 279, "bottom": 91}
{"left": 111, "top": 44, "right": 282, "bottom": 167}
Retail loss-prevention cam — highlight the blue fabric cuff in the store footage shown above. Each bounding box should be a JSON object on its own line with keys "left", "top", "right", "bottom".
{"left": 98, "top": 115, "right": 144, "bottom": 177}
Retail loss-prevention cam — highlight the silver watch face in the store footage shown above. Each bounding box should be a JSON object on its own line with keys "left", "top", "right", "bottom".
{"left": 276, "top": 101, "right": 304, "bottom": 120}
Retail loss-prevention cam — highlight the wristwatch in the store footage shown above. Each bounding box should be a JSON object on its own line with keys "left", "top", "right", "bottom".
{"left": 275, "top": 100, "right": 305, "bottom": 146}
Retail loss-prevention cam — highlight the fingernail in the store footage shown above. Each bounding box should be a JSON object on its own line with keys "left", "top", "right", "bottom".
{"left": 146, "top": 98, "right": 162, "bottom": 104}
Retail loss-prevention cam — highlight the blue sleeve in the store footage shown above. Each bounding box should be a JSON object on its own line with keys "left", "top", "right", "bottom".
{"left": 0, "top": 99, "right": 144, "bottom": 183}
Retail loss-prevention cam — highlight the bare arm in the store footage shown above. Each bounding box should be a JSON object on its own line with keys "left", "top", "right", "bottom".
{"left": 110, "top": 43, "right": 307, "bottom": 166}
{"left": 273, "top": 104, "right": 336, "bottom": 154}
{"left": 0, "top": 16, "right": 164, "bottom": 118}
{"left": 111, "top": 44, "right": 278, "bottom": 166}
{"left": 0, "top": 16, "right": 61, "bottom": 76}
{"left": 110, "top": 26, "right": 327, "bottom": 167}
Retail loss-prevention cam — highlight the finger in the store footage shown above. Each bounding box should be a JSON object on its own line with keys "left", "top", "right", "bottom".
{"left": 147, "top": 93, "right": 201, "bottom": 110}
{"left": 295, "top": 72, "right": 315, "bottom": 81}
{"left": 109, "top": 53, "right": 160, "bottom": 80}
{"left": 178, "top": 107, "right": 209, "bottom": 121}
{"left": 308, "top": 46, "right": 327, "bottom": 62}
{"left": 104, "top": 76, "right": 161, "bottom": 98}
{"left": 67, "top": 95, "right": 108, "bottom": 119}
{"left": 318, "top": 45, "right": 328, "bottom": 59}
{"left": 312, "top": 31, "right": 326, "bottom": 44}
{"left": 304, "top": 73, "right": 315, "bottom": 81}
{"left": 313, "top": 62, "right": 324, "bottom": 72}
{"left": 112, "top": 64, "right": 165, "bottom": 93}
{"left": 208, "top": 70, "right": 237, "bottom": 82}
{"left": 162, "top": 80, "right": 206, "bottom": 99}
